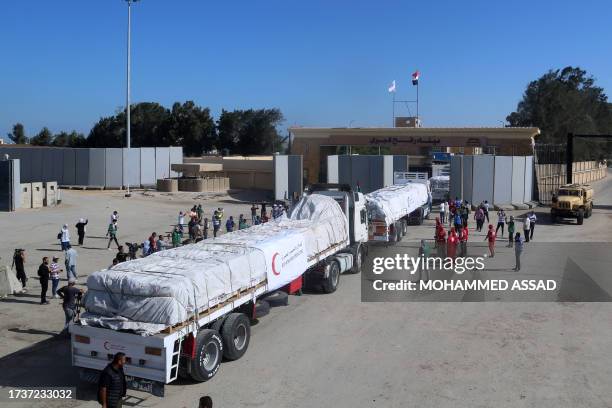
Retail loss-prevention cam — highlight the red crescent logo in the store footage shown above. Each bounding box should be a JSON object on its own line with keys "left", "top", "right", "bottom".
{"left": 103, "top": 341, "right": 110, "bottom": 350}
{"left": 272, "top": 252, "right": 280, "bottom": 275}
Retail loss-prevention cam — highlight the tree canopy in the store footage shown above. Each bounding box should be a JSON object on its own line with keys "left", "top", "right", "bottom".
{"left": 7, "top": 123, "right": 28, "bottom": 144}
{"left": 507, "top": 66, "right": 612, "bottom": 160}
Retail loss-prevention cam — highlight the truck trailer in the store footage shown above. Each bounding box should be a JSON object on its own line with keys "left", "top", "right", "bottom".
{"left": 70, "top": 185, "right": 367, "bottom": 396}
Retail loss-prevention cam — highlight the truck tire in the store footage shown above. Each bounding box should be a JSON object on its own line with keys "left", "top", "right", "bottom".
{"left": 220, "top": 313, "right": 250, "bottom": 361}
{"left": 550, "top": 209, "right": 556, "bottom": 223}
{"left": 189, "top": 329, "right": 223, "bottom": 382}
{"left": 586, "top": 204, "right": 592, "bottom": 218}
{"left": 577, "top": 209, "right": 584, "bottom": 225}
{"left": 254, "top": 299, "right": 270, "bottom": 319}
{"left": 322, "top": 261, "right": 340, "bottom": 293}
{"left": 348, "top": 245, "right": 363, "bottom": 274}
{"left": 264, "top": 290, "right": 289, "bottom": 306}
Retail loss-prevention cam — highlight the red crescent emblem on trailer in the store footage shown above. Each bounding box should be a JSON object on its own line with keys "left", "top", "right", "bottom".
{"left": 272, "top": 252, "right": 280, "bottom": 275}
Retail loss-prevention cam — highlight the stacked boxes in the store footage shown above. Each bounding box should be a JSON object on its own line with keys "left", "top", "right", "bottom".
{"left": 31, "top": 182, "right": 44, "bottom": 208}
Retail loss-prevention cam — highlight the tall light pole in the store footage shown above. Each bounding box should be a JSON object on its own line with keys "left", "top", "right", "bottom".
{"left": 125, "top": 0, "right": 139, "bottom": 197}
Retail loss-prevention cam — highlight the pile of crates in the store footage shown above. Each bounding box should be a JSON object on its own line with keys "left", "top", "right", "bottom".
{"left": 20, "top": 181, "right": 58, "bottom": 209}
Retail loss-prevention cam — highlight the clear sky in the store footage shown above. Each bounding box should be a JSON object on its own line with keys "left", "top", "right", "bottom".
{"left": 1, "top": 0, "right": 611, "bottom": 140}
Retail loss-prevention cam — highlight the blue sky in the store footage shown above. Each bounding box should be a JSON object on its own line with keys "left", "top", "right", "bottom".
{"left": 1, "top": 0, "right": 611, "bottom": 140}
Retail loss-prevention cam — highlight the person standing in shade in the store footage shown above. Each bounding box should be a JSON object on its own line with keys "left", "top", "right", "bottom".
{"left": 49, "top": 256, "right": 62, "bottom": 298}
{"left": 12, "top": 249, "right": 27, "bottom": 291}
{"left": 58, "top": 278, "right": 82, "bottom": 330}
{"left": 251, "top": 204, "right": 258, "bottom": 224}
{"left": 417, "top": 239, "right": 431, "bottom": 282}
{"left": 514, "top": 232, "right": 524, "bottom": 271}
{"left": 483, "top": 200, "right": 490, "bottom": 223}
{"left": 225, "top": 216, "right": 235, "bottom": 233}
{"left": 484, "top": 224, "right": 496, "bottom": 258}
{"left": 65, "top": 244, "right": 78, "bottom": 281}
{"left": 439, "top": 201, "right": 446, "bottom": 224}
{"left": 212, "top": 212, "right": 221, "bottom": 237}
{"left": 453, "top": 211, "right": 462, "bottom": 230}
{"left": 528, "top": 211, "right": 537, "bottom": 241}
{"left": 98, "top": 352, "right": 127, "bottom": 408}
{"left": 459, "top": 224, "right": 469, "bottom": 257}
{"left": 507, "top": 216, "right": 515, "bottom": 248}
{"left": 197, "top": 204, "right": 204, "bottom": 222}
{"left": 59, "top": 224, "right": 71, "bottom": 250}
{"left": 75, "top": 218, "right": 88, "bottom": 246}
{"left": 495, "top": 209, "right": 506, "bottom": 237}
{"left": 38, "top": 257, "right": 50, "bottom": 305}
{"left": 446, "top": 227, "right": 458, "bottom": 260}
{"left": 522, "top": 216, "right": 531, "bottom": 243}
{"left": 172, "top": 226, "right": 182, "bottom": 248}
{"left": 178, "top": 211, "right": 185, "bottom": 236}
{"left": 107, "top": 220, "right": 119, "bottom": 250}
{"left": 474, "top": 206, "right": 485, "bottom": 232}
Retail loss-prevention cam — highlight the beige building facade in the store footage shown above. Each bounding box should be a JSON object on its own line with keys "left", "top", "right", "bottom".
{"left": 289, "top": 127, "right": 540, "bottom": 184}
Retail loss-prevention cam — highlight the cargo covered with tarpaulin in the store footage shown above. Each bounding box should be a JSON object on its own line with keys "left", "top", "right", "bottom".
{"left": 365, "top": 183, "right": 429, "bottom": 224}
{"left": 80, "top": 194, "right": 348, "bottom": 335}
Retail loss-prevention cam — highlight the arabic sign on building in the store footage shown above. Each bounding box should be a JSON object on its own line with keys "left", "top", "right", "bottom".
{"left": 368, "top": 136, "right": 441, "bottom": 145}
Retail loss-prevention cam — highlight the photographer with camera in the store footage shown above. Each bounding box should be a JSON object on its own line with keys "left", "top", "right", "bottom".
{"left": 57, "top": 278, "right": 83, "bottom": 331}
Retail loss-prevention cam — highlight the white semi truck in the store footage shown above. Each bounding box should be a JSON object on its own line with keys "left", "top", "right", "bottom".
{"left": 367, "top": 172, "right": 432, "bottom": 242}
{"left": 70, "top": 184, "right": 367, "bottom": 396}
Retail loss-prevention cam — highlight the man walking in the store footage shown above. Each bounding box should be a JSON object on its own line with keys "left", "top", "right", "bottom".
{"left": 57, "top": 278, "right": 82, "bottom": 330}
{"left": 12, "top": 249, "right": 27, "bottom": 291}
{"left": 495, "top": 210, "right": 506, "bottom": 237}
{"left": 523, "top": 216, "right": 531, "bottom": 243}
{"left": 483, "top": 200, "right": 490, "bottom": 223}
{"left": 528, "top": 211, "right": 537, "bottom": 241}
{"left": 37, "top": 257, "right": 50, "bottom": 305}
{"left": 439, "top": 201, "right": 446, "bottom": 224}
{"left": 60, "top": 224, "right": 71, "bottom": 250}
{"left": 507, "top": 216, "right": 515, "bottom": 248}
{"left": 98, "top": 352, "right": 127, "bottom": 408}
{"left": 212, "top": 211, "right": 221, "bottom": 238}
{"left": 107, "top": 220, "right": 119, "bottom": 250}
{"left": 65, "top": 244, "right": 78, "bottom": 281}
{"left": 226, "top": 216, "right": 235, "bottom": 233}
{"left": 75, "top": 218, "right": 88, "bottom": 246}
{"left": 50, "top": 256, "right": 62, "bottom": 298}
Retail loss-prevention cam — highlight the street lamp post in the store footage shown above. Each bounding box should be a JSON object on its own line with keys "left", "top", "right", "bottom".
{"left": 125, "top": 0, "right": 139, "bottom": 197}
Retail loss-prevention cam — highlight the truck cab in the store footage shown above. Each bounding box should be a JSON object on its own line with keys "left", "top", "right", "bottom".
{"left": 550, "top": 183, "right": 594, "bottom": 225}
{"left": 295, "top": 184, "right": 369, "bottom": 290}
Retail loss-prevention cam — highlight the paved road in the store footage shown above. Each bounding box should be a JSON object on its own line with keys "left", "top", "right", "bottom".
{"left": 1, "top": 173, "right": 611, "bottom": 407}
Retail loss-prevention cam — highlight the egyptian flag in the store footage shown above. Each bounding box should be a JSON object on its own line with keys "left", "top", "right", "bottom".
{"left": 412, "top": 70, "right": 420, "bottom": 85}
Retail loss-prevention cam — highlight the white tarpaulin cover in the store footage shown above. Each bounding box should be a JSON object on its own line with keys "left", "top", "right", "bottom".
{"left": 80, "top": 194, "right": 347, "bottom": 335}
{"left": 366, "top": 183, "right": 429, "bottom": 224}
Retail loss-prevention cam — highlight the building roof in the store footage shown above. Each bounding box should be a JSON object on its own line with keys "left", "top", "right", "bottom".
{"left": 289, "top": 126, "right": 540, "bottom": 140}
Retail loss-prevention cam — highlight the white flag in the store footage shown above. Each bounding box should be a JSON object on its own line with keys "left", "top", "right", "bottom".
{"left": 388, "top": 80, "right": 396, "bottom": 93}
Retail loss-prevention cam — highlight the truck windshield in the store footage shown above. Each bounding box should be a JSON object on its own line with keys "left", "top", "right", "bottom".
{"left": 558, "top": 190, "right": 581, "bottom": 196}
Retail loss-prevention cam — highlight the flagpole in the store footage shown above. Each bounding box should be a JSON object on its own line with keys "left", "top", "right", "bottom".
{"left": 416, "top": 81, "right": 419, "bottom": 120}
{"left": 392, "top": 91, "right": 395, "bottom": 127}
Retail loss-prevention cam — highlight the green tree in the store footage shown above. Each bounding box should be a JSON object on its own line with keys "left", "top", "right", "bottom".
{"left": 30, "top": 127, "right": 53, "bottom": 146}
{"left": 87, "top": 115, "right": 124, "bottom": 147}
{"left": 52, "top": 131, "right": 86, "bottom": 147}
{"left": 217, "top": 108, "right": 284, "bottom": 155}
{"left": 165, "top": 101, "right": 216, "bottom": 156}
{"left": 7, "top": 123, "right": 28, "bottom": 144}
{"left": 507, "top": 66, "right": 612, "bottom": 160}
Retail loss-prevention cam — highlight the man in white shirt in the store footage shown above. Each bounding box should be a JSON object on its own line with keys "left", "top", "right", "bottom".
{"left": 528, "top": 211, "right": 537, "bottom": 241}
{"left": 523, "top": 217, "right": 531, "bottom": 242}
{"left": 439, "top": 202, "right": 446, "bottom": 224}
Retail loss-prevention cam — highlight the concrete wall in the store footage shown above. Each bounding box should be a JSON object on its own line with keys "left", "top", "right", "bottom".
{"left": 274, "top": 155, "right": 289, "bottom": 201}
{"left": 493, "top": 156, "right": 512, "bottom": 204}
{"left": 140, "top": 147, "right": 156, "bottom": 186}
{"left": 88, "top": 148, "right": 106, "bottom": 186}
{"left": 31, "top": 182, "right": 44, "bottom": 208}
{"left": 472, "top": 155, "right": 494, "bottom": 206}
{"left": 524, "top": 156, "right": 533, "bottom": 202}
{"left": 20, "top": 183, "right": 32, "bottom": 209}
{"left": 169, "top": 147, "right": 183, "bottom": 178}
{"left": 0, "top": 146, "right": 183, "bottom": 189}
{"left": 511, "top": 156, "right": 525, "bottom": 204}
{"left": 462, "top": 156, "right": 473, "bottom": 204}
{"left": 393, "top": 156, "right": 409, "bottom": 173}
{"left": 327, "top": 155, "right": 339, "bottom": 183}
{"left": 328, "top": 155, "right": 395, "bottom": 193}
{"left": 105, "top": 148, "right": 123, "bottom": 188}
{"left": 0, "top": 159, "right": 20, "bottom": 211}
{"left": 449, "top": 155, "right": 463, "bottom": 200}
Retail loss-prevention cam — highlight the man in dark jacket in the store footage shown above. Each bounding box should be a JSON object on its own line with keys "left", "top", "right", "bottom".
{"left": 98, "top": 352, "right": 127, "bottom": 408}
{"left": 75, "top": 218, "right": 88, "bottom": 245}
{"left": 12, "top": 249, "right": 27, "bottom": 290}
{"left": 37, "top": 257, "right": 50, "bottom": 304}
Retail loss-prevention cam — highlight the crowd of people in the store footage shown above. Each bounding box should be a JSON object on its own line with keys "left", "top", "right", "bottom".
{"left": 434, "top": 197, "right": 538, "bottom": 271}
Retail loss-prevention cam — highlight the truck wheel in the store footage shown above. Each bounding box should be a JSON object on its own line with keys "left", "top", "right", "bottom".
{"left": 254, "top": 299, "right": 270, "bottom": 319}
{"left": 348, "top": 245, "right": 363, "bottom": 274}
{"left": 322, "top": 262, "right": 340, "bottom": 293}
{"left": 264, "top": 290, "right": 289, "bottom": 306}
{"left": 189, "top": 329, "right": 223, "bottom": 382}
{"left": 586, "top": 205, "right": 592, "bottom": 218}
{"left": 220, "top": 313, "right": 250, "bottom": 361}
{"left": 577, "top": 209, "right": 584, "bottom": 225}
